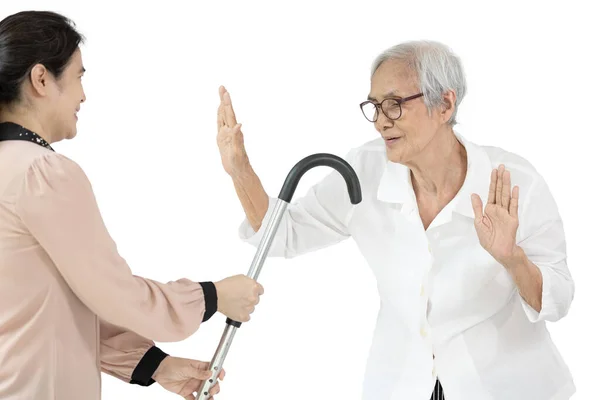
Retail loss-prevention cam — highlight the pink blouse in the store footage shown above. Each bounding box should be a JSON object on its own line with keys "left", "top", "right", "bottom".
{"left": 0, "top": 140, "right": 213, "bottom": 399}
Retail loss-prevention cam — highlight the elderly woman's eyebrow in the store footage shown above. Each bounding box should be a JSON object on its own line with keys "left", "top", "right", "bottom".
{"left": 367, "top": 91, "right": 404, "bottom": 101}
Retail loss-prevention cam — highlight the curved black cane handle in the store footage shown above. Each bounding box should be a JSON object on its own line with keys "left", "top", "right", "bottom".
{"left": 195, "top": 153, "right": 362, "bottom": 400}
{"left": 277, "top": 153, "right": 362, "bottom": 204}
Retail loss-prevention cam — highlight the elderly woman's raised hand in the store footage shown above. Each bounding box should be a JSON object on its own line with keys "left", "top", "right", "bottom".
{"left": 216, "top": 86, "right": 249, "bottom": 177}
{"left": 470, "top": 164, "right": 521, "bottom": 266}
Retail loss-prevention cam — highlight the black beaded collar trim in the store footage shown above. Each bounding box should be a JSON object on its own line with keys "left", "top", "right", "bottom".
{"left": 0, "top": 122, "right": 55, "bottom": 152}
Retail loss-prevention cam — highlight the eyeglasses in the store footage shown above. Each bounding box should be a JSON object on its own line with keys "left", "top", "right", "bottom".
{"left": 359, "top": 93, "right": 424, "bottom": 122}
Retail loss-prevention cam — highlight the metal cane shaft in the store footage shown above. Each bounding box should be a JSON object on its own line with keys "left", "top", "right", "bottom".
{"left": 245, "top": 199, "right": 288, "bottom": 280}
{"left": 196, "top": 152, "right": 361, "bottom": 400}
{"left": 195, "top": 200, "right": 288, "bottom": 399}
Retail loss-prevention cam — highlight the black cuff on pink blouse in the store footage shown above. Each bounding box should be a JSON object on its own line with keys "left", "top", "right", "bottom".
{"left": 130, "top": 346, "right": 169, "bottom": 386}
{"left": 129, "top": 283, "right": 217, "bottom": 387}
{"left": 199, "top": 281, "right": 218, "bottom": 322}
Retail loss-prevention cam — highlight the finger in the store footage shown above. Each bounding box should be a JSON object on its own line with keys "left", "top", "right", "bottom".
{"left": 471, "top": 193, "right": 484, "bottom": 222}
{"left": 218, "top": 368, "right": 226, "bottom": 380}
{"left": 501, "top": 170, "right": 511, "bottom": 209}
{"left": 187, "top": 379, "right": 213, "bottom": 399}
{"left": 217, "top": 86, "right": 227, "bottom": 128}
{"left": 209, "top": 382, "right": 221, "bottom": 396}
{"left": 257, "top": 283, "right": 264, "bottom": 295}
{"left": 217, "top": 105, "right": 228, "bottom": 131}
{"left": 509, "top": 185, "right": 519, "bottom": 217}
{"left": 487, "top": 169, "right": 497, "bottom": 204}
{"left": 223, "top": 91, "right": 238, "bottom": 127}
{"left": 217, "top": 103, "right": 226, "bottom": 130}
{"left": 187, "top": 362, "right": 212, "bottom": 381}
{"left": 233, "top": 123, "right": 243, "bottom": 144}
{"left": 495, "top": 165, "right": 504, "bottom": 205}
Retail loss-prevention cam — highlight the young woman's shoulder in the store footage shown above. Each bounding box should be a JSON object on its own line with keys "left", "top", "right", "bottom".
{"left": 13, "top": 147, "right": 93, "bottom": 203}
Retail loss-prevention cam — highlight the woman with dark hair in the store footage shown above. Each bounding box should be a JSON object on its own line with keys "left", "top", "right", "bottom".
{"left": 0, "top": 11, "right": 262, "bottom": 400}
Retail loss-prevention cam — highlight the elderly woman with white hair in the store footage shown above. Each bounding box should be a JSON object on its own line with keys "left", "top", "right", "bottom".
{"left": 215, "top": 40, "right": 575, "bottom": 400}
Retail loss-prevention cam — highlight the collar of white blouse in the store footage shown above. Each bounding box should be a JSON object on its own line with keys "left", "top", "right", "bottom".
{"left": 376, "top": 132, "right": 494, "bottom": 230}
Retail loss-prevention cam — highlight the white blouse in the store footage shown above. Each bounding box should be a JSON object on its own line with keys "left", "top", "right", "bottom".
{"left": 239, "top": 132, "right": 575, "bottom": 400}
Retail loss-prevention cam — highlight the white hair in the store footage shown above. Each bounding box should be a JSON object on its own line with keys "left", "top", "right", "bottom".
{"left": 371, "top": 40, "right": 467, "bottom": 126}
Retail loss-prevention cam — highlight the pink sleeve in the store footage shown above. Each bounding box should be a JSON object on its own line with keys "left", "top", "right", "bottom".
{"left": 100, "top": 320, "right": 156, "bottom": 383}
{"left": 16, "top": 153, "right": 207, "bottom": 342}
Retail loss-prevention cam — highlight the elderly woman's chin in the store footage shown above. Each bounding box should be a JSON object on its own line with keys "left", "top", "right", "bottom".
{"left": 383, "top": 138, "right": 409, "bottom": 164}
{"left": 384, "top": 147, "right": 408, "bottom": 164}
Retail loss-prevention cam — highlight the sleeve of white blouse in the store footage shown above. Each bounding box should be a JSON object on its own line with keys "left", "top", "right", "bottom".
{"left": 516, "top": 173, "right": 574, "bottom": 323}
{"left": 238, "top": 148, "right": 360, "bottom": 258}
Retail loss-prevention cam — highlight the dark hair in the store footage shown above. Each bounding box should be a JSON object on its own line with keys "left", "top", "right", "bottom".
{"left": 0, "top": 11, "right": 85, "bottom": 106}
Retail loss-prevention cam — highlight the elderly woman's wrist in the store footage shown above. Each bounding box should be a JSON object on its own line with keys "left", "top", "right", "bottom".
{"left": 499, "top": 246, "right": 527, "bottom": 271}
{"left": 231, "top": 162, "right": 253, "bottom": 181}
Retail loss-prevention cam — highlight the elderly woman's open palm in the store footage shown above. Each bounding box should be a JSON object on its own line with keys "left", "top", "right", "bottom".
{"left": 471, "top": 164, "right": 521, "bottom": 265}
{"left": 217, "top": 86, "right": 249, "bottom": 177}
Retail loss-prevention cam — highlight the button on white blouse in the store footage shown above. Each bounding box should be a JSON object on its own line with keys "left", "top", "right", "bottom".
{"left": 239, "top": 132, "right": 575, "bottom": 400}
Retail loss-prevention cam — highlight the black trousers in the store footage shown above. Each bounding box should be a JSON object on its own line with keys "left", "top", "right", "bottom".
{"left": 430, "top": 379, "right": 445, "bottom": 400}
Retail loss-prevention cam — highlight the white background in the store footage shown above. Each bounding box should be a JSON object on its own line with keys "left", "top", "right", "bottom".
{"left": 4, "top": 1, "right": 598, "bottom": 399}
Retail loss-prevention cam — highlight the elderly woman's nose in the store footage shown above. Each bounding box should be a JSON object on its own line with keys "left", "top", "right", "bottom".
{"left": 375, "top": 112, "right": 393, "bottom": 131}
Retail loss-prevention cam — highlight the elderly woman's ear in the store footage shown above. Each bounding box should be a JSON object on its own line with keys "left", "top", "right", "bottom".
{"left": 440, "top": 90, "right": 457, "bottom": 124}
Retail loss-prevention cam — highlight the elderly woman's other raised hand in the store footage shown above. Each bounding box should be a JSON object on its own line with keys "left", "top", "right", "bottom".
{"left": 471, "top": 164, "right": 520, "bottom": 266}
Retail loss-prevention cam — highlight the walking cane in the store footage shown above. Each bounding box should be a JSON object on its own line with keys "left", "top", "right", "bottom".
{"left": 195, "top": 153, "right": 362, "bottom": 399}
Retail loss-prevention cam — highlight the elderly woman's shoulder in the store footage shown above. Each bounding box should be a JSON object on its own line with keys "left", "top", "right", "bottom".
{"left": 482, "top": 143, "right": 536, "bottom": 168}
{"left": 479, "top": 143, "right": 548, "bottom": 189}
